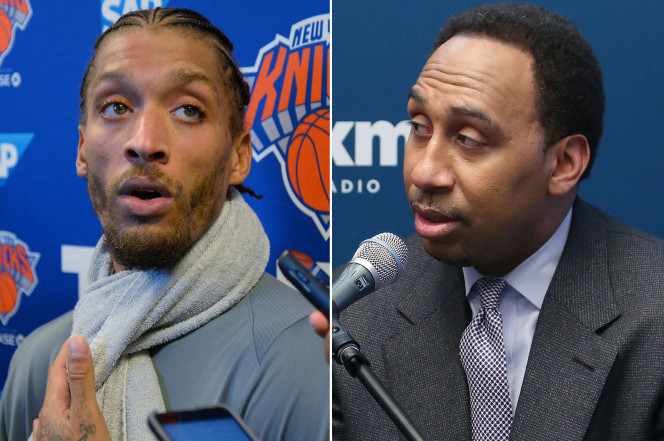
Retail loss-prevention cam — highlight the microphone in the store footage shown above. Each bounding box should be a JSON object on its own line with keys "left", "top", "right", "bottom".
{"left": 332, "top": 233, "right": 408, "bottom": 315}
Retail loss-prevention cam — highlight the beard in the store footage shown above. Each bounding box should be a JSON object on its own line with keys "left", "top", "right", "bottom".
{"left": 87, "top": 163, "right": 224, "bottom": 271}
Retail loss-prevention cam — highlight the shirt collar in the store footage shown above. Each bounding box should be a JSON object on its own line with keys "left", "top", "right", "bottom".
{"left": 462, "top": 208, "right": 572, "bottom": 309}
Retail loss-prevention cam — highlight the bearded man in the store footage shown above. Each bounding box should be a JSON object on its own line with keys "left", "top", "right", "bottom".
{"left": 0, "top": 8, "right": 328, "bottom": 441}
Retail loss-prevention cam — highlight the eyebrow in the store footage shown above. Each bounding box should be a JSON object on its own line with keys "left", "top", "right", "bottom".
{"left": 168, "top": 69, "right": 221, "bottom": 100}
{"left": 408, "top": 88, "right": 498, "bottom": 128}
{"left": 90, "top": 69, "right": 131, "bottom": 90}
{"left": 91, "top": 68, "right": 222, "bottom": 102}
{"left": 408, "top": 89, "right": 425, "bottom": 105}
{"left": 449, "top": 105, "right": 495, "bottom": 127}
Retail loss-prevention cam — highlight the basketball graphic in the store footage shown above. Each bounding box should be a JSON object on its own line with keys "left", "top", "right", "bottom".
{"left": 287, "top": 108, "right": 330, "bottom": 213}
{"left": 242, "top": 14, "right": 330, "bottom": 239}
{"left": 0, "top": 1, "right": 32, "bottom": 68}
{"left": 0, "top": 10, "right": 11, "bottom": 54}
{"left": 0, "top": 271, "right": 17, "bottom": 315}
{"left": 0, "top": 232, "right": 40, "bottom": 325}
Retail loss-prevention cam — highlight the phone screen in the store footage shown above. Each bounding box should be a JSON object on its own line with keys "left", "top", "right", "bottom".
{"left": 162, "top": 416, "right": 251, "bottom": 440}
{"left": 149, "top": 405, "right": 259, "bottom": 441}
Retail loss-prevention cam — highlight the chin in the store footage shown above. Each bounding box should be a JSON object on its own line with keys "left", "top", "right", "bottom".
{"left": 420, "top": 237, "right": 473, "bottom": 267}
{"left": 104, "top": 219, "right": 196, "bottom": 271}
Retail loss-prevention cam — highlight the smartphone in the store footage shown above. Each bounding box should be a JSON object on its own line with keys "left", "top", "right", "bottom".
{"left": 277, "top": 249, "right": 330, "bottom": 315}
{"left": 148, "top": 404, "right": 260, "bottom": 441}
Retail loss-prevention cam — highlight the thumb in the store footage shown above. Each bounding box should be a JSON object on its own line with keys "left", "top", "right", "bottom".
{"left": 66, "top": 334, "right": 96, "bottom": 400}
{"left": 67, "top": 335, "right": 110, "bottom": 439}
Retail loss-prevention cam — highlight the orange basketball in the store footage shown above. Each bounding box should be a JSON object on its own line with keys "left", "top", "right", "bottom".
{"left": 0, "top": 271, "right": 17, "bottom": 315}
{"left": 287, "top": 108, "right": 330, "bottom": 213}
{"left": 0, "top": 11, "right": 11, "bottom": 54}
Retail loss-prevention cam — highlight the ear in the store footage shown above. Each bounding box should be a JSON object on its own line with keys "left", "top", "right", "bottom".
{"left": 548, "top": 134, "right": 590, "bottom": 196}
{"left": 76, "top": 126, "right": 88, "bottom": 177}
{"left": 228, "top": 131, "right": 252, "bottom": 185}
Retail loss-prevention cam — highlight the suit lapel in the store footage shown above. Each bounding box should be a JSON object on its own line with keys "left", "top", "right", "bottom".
{"left": 381, "top": 249, "right": 474, "bottom": 440}
{"left": 511, "top": 201, "right": 621, "bottom": 441}
{"left": 373, "top": 201, "right": 621, "bottom": 440}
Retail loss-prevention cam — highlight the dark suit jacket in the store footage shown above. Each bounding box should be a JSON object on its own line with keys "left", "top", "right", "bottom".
{"left": 333, "top": 200, "right": 664, "bottom": 440}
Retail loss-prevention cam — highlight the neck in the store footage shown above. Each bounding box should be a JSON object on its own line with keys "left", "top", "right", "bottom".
{"left": 475, "top": 194, "right": 576, "bottom": 276}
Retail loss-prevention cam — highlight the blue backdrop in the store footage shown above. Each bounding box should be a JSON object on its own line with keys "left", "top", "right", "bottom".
{"left": 332, "top": 0, "right": 664, "bottom": 268}
{"left": 0, "top": 0, "right": 329, "bottom": 389}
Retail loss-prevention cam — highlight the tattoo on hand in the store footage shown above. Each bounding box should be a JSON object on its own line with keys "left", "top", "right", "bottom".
{"left": 77, "top": 424, "right": 96, "bottom": 441}
{"left": 36, "top": 419, "right": 71, "bottom": 441}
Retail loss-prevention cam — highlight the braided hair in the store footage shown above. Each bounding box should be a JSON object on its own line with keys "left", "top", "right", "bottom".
{"left": 79, "top": 7, "right": 261, "bottom": 197}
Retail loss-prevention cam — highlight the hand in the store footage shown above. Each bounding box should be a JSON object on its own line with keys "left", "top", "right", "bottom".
{"left": 33, "top": 335, "right": 110, "bottom": 441}
{"left": 309, "top": 311, "right": 330, "bottom": 364}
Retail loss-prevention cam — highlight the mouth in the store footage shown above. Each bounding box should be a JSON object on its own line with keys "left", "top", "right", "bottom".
{"left": 411, "top": 202, "right": 460, "bottom": 222}
{"left": 118, "top": 177, "right": 172, "bottom": 198}
{"left": 413, "top": 205, "right": 456, "bottom": 222}
{"left": 117, "top": 177, "right": 174, "bottom": 217}
{"left": 130, "top": 189, "right": 165, "bottom": 200}
{"left": 411, "top": 202, "right": 463, "bottom": 239}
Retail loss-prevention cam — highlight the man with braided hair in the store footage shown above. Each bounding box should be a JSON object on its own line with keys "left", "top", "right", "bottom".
{"left": 0, "top": 8, "right": 328, "bottom": 441}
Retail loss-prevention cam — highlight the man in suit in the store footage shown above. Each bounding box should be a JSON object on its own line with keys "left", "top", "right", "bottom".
{"left": 333, "top": 3, "right": 664, "bottom": 440}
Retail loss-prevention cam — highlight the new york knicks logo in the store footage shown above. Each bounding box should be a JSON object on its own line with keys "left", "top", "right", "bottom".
{"left": 242, "top": 14, "right": 330, "bottom": 239}
{"left": 0, "top": 0, "right": 32, "bottom": 67}
{"left": 0, "top": 231, "right": 39, "bottom": 326}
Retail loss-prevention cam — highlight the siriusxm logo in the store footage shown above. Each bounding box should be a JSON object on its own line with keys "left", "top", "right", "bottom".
{"left": 333, "top": 120, "right": 410, "bottom": 167}
{"left": 332, "top": 120, "right": 409, "bottom": 195}
{"left": 0, "top": 133, "right": 33, "bottom": 186}
{"left": 100, "top": 0, "right": 168, "bottom": 31}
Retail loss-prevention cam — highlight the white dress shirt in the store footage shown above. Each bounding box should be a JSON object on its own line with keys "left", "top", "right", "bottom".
{"left": 462, "top": 208, "right": 572, "bottom": 414}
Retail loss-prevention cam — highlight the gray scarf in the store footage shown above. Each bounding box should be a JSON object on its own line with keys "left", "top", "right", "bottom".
{"left": 66, "top": 188, "right": 267, "bottom": 441}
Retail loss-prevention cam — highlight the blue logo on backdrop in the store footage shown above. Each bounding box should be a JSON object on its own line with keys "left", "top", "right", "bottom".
{"left": 332, "top": 120, "right": 409, "bottom": 195}
{"left": 0, "top": 133, "right": 33, "bottom": 187}
{"left": 0, "top": 230, "right": 40, "bottom": 326}
{"left": 100, "top": 0, "right": 168, "bottom": 31}
{"left": 242, "top": 15, "right": 331, "bottom": 239}
{"left": 0, "top": 0, "right": 32, "bottom": 68}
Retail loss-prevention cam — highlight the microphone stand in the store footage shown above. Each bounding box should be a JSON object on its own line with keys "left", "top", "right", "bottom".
{"left": 332, "top": 317, "right": 428, "bottom": 441}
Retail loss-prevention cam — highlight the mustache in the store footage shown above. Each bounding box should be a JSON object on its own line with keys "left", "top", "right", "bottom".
{"left": 111, "top": 164, "right": 183, "bottom": 198}
{"left": 409, "top": 191, "right": 470, "bottom": 225}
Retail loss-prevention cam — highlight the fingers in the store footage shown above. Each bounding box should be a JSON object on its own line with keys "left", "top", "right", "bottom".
{"left": 309, "top": 311, "right": 330, "bottom": 364}
{"left": 43, "top": 339, "right": 72, "bottom": 411}
{"left": 35, "top": 336, "right": 110, "bottom": 441}
{"left": 309, "top": 311, "right": 329, "bottom": 337}
{"left": 67, "top": 335, "right": 111, "bottom": 440}
{"left": 36, "top": 339, "right": 73, "bottom": 440}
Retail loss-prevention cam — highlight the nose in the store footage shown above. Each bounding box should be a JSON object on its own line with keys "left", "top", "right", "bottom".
{"left": 124, "top": 104, "right": 169, "bottom": 164}
{"left": 407, "top": 137, "right": 455, "bottom": 192}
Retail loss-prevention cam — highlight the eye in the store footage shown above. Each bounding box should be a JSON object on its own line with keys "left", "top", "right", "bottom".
{"left": 173, "top": 104, "right": 206, "bottom": 121}
{"left": 408, "top": 119, "right": 431, "bottom": 137}
{"left": 100, "top": 101, "right": 131, "bottom": 118}
{"left": 457, "top": 133, "right": 484, "bottom": 148}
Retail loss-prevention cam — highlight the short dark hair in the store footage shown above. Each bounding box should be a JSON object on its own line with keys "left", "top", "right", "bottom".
{"left": 79, "top": 8, "right": 261, "bottom": 198}
{"left": 434, "top": 2, "right": 604, "bottom": 179}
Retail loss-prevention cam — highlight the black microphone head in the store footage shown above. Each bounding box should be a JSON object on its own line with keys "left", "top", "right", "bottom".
{"left": 352, "top": 233, "right": 408, "bottom": 288}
